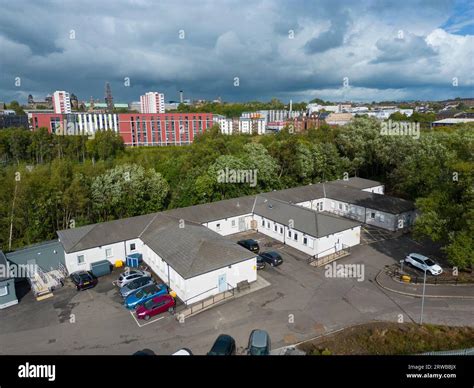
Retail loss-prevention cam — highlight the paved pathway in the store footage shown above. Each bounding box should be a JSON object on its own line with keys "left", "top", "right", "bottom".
{"left": 376, "top": 268, "right": 474, "bottom": 299}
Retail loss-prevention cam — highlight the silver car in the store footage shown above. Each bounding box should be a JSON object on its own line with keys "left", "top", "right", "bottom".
{"left": 405, "top": 253, "right": 443, "bottom": 276}
{"left": 120, "top": 276, "right": 155, "bottom": 299}
{"left": 117, "top": 269, "right": 151, "bottom": 288}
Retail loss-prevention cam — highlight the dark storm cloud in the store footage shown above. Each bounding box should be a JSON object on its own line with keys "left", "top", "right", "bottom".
{"left": 0, "top": 0, "right": 472, "bottom": 103}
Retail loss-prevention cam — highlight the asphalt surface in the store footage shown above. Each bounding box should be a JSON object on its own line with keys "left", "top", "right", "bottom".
{"left": 0, "top": 231, "right": 472, "bottom": 355}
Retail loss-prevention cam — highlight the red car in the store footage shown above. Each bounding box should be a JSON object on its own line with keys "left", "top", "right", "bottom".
{"left": 136, "top": 294, "right": 175, "bottom": 320}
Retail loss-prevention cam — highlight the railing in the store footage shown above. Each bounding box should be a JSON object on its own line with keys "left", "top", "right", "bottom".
{"left": 179, "top": 283, "right": 236, "bottom": 319}
{"left": 308, "top": 244, "right": 351, "bottom": 266}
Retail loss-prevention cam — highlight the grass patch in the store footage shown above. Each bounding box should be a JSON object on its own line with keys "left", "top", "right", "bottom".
{"left": 298, "top": 322, "right": 474, "bottom": 355}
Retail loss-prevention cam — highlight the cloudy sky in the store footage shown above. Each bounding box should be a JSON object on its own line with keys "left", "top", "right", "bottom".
{"left": 0, "top": 0, "right": 473, "bottom": 104}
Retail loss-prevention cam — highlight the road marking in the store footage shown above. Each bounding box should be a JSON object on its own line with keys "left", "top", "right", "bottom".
{"left": 130, "top": 310, "right": 165, "bottom": 328}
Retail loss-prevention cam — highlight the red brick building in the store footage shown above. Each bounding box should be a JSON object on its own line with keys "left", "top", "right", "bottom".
{"left": 29, "top": 112, "right": 216, "bottom": 146}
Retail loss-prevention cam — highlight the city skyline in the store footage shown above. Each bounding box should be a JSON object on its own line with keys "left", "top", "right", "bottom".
{"left": 1, "top": 0, "right": 473, "bottom": 104}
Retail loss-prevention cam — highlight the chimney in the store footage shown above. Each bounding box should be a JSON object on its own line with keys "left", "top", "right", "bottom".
{"left": 289, "top": 99, "right": 293, "bottom": 114}
{"left": 179, "top": 90, "right": 184, "bottom": 104}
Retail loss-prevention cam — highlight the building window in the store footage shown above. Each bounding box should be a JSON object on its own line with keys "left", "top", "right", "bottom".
{"left": 231, "top": 220, "right": 236, "bottom": 227}
{"left": 77, "top": 255, "right": 85, "bottom": 265}
{"left": 338, "top": 203, "right": 342, "bottom": 210}
{"left": 105, "top": 248, "right": 113, "bottom": 258}
{"left": 216, "top": 223, "right": 221, "bottom": 231}
{"left": 370, "top": 212, "right": 375, "bottom": 219}
{"left": 266, "top": 221, "right": 270, "bottom": 228}
{"left": 294, "top": 233, "right": 298, "bottom": 241}
{"left": 130, "top": 243, "right": 136, "bottom": 251}
{"left": 303, "top": 237, "right": 308, "bottom": 245}
{"left": 0, "top": 285, "right": 8, "bottom": 297}
{"left": 288, "top": 230, "right": 292, "bottom": 238}
{"left": 280, "top": 227, "right": 283, "bottom": 234}
{"left": 274, "top": 224, "right": 277, "bottom": 232}
{"left": 261, "top": 218, "right": 265, "bottom": 227}
{"left": 345, "top": 204, "right": 349, "bottom": 211}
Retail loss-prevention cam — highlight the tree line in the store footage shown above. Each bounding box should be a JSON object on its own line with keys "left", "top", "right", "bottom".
{"left": 0, "top": 118, "right": 472, "bottom": 270}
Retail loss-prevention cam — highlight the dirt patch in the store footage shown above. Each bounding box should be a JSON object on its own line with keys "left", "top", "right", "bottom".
{"left": 297, "top": 322, "right": 474, "bottom": 355}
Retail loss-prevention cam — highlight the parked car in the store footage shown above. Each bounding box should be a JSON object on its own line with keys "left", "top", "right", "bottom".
{"left": 237, "top": 239, "right": 260, "bottom": 253}
{"left": 405, "top": 253, "right": 443, "bottom": 276}
{"left": 132, "top": 348, "right": 156, "bottom": 356}
{"left": 247, "top": 329, "right": 271, "bottom": 355}
{"left": 259, "top": 251, "right": 283, "bottom": 267}
{"left": 117, "top": 269, "right": 151, "bottom": 288}
{"left": 207, "top": 334, "right": 236, "bottom": 355}
{"left": 256, "top": 256, "right": 266, "bottom": 270}
{"left": 70, "top": 271, "right": 98, "bottom": 291}
{"left": 172, "top": 348, "right": 193, "bottom": 355}
{"left": 135, "top": 294, "right": 175, "bottom": 320}
{"left": 120, "top": 276, "right": 155, "bottom": 299}
{"left": 124, "top": 283, "right": 168, "bottom": 309}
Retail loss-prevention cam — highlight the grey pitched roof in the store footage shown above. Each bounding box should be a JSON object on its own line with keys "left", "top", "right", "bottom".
{"left": 57, "top": 213, "right": 157, "bottom": 253}
{"left": 253, "top": 196, "right": 360, "bottom": 238}
{"left": 162, "top": 195, "right": 256, "bottom": 223}
{"left": 329, "top": 177, "right": 382, "bottom": 190}
{"left": 324, "top": 184, "right": 415, "bottom": 214}
{"left": 140, "top": 214, "right": 256, "bottom": 279}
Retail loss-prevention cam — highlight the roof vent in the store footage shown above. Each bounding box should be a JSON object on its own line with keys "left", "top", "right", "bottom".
{"left": 268, "top": 204, "right": 273, "bottom": 209}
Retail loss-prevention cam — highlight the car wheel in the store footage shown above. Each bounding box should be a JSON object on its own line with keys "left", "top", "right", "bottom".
{"left": 271, "top": 262, "right": 275, "bottom": 267}
{"left": 144, "top": 315, "right": 150, "bottom": 321}
{"left": 76, "top": 286, "right": 80, "bottom": 291}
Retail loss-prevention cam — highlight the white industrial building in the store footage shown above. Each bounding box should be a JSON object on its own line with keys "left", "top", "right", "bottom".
{"left": 52, "top": 91, "right": 71, "bottom": 114}
{"left": 140, "top": 92, "right": 165, "bottom": 114}
{"left": 214, "top": 115, "right": 233, "bottom": 134}
{"left": 55, "top": 177, "right": 415, "bottom": 306}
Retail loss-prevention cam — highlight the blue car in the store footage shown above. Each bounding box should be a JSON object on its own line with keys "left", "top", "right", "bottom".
{"left": 124, "top": 283, "right": 169, "bottom": 309}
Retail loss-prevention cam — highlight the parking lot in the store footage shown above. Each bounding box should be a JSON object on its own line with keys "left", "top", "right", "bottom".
{"left": 0, "top": 228, "right": 472, "bottom": 355}
{"left": 360, "top": 225, "right": 397, "bottom": 245}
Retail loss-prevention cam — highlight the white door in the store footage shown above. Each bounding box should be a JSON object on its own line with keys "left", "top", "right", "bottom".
{"left": 335, "top": 233, "right": 343, "bottom": 251}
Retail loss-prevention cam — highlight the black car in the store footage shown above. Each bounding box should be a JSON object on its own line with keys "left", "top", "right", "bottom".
{"left": 237, "top": 239, "right": 260, "bottom": 253}
{"left": 70, "top": 271, "right": 98, "bottom": 291}
{"left": 256, "top": 256, "right": 266, "bottom": 270}
{"left": 259, "top": 251, "right": 283, "bottom": 267}
{"left": 207, "top": 334, "right": 236, "bottom": 355}
{"left": 247, "top": 329, "right": 271, "bottom": 355}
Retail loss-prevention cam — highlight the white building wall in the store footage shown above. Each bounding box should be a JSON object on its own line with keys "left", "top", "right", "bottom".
{"left": 63, "top": 237, "right": 146, "bottom": 274}
{"left": 253, "top": 214, "right": 319, "bottom": 256}
{"left": 315, "top": 226, "right": 361, "bottom": 258}
{"left": 183, "top": 257, "right": 257, "bottom": 305}
{"left": 64, "top": 241, "right": 125, "bottom": 274}
{"left": 203, "top": 214, "right": 253, "bottom": 236}
{"left": 142, "top": 243, "right": 257, "bottom": 305}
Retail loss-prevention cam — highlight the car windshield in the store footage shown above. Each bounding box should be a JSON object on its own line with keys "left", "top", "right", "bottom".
{"left": 144, "top": 300, "right": 155, "bottom": 309}
{"left": 425, "top": 259, "right": 436, "bottom": 266}
{"left": 79, "top": 273, "right": 91, "bottom": 281}
{"left": 250, "top": 346, "right": 267, "bottom": 355}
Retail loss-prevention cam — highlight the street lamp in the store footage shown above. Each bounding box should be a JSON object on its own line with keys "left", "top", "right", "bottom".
{"left": 419, "top": 267, "right": 427, "bottom": 325}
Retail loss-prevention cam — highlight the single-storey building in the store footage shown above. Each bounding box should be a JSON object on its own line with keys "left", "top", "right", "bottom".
{"left": 5, "top": 176, "right": 414, "bottom": 307}
{"left": 5, "top": 240, "right": 67, "bottom": 298}
{"left": 252, "top": 196, "right": 361, "bottom": 257}
{"left": 57, "top": 213, "right": 257, "bottom": 305}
